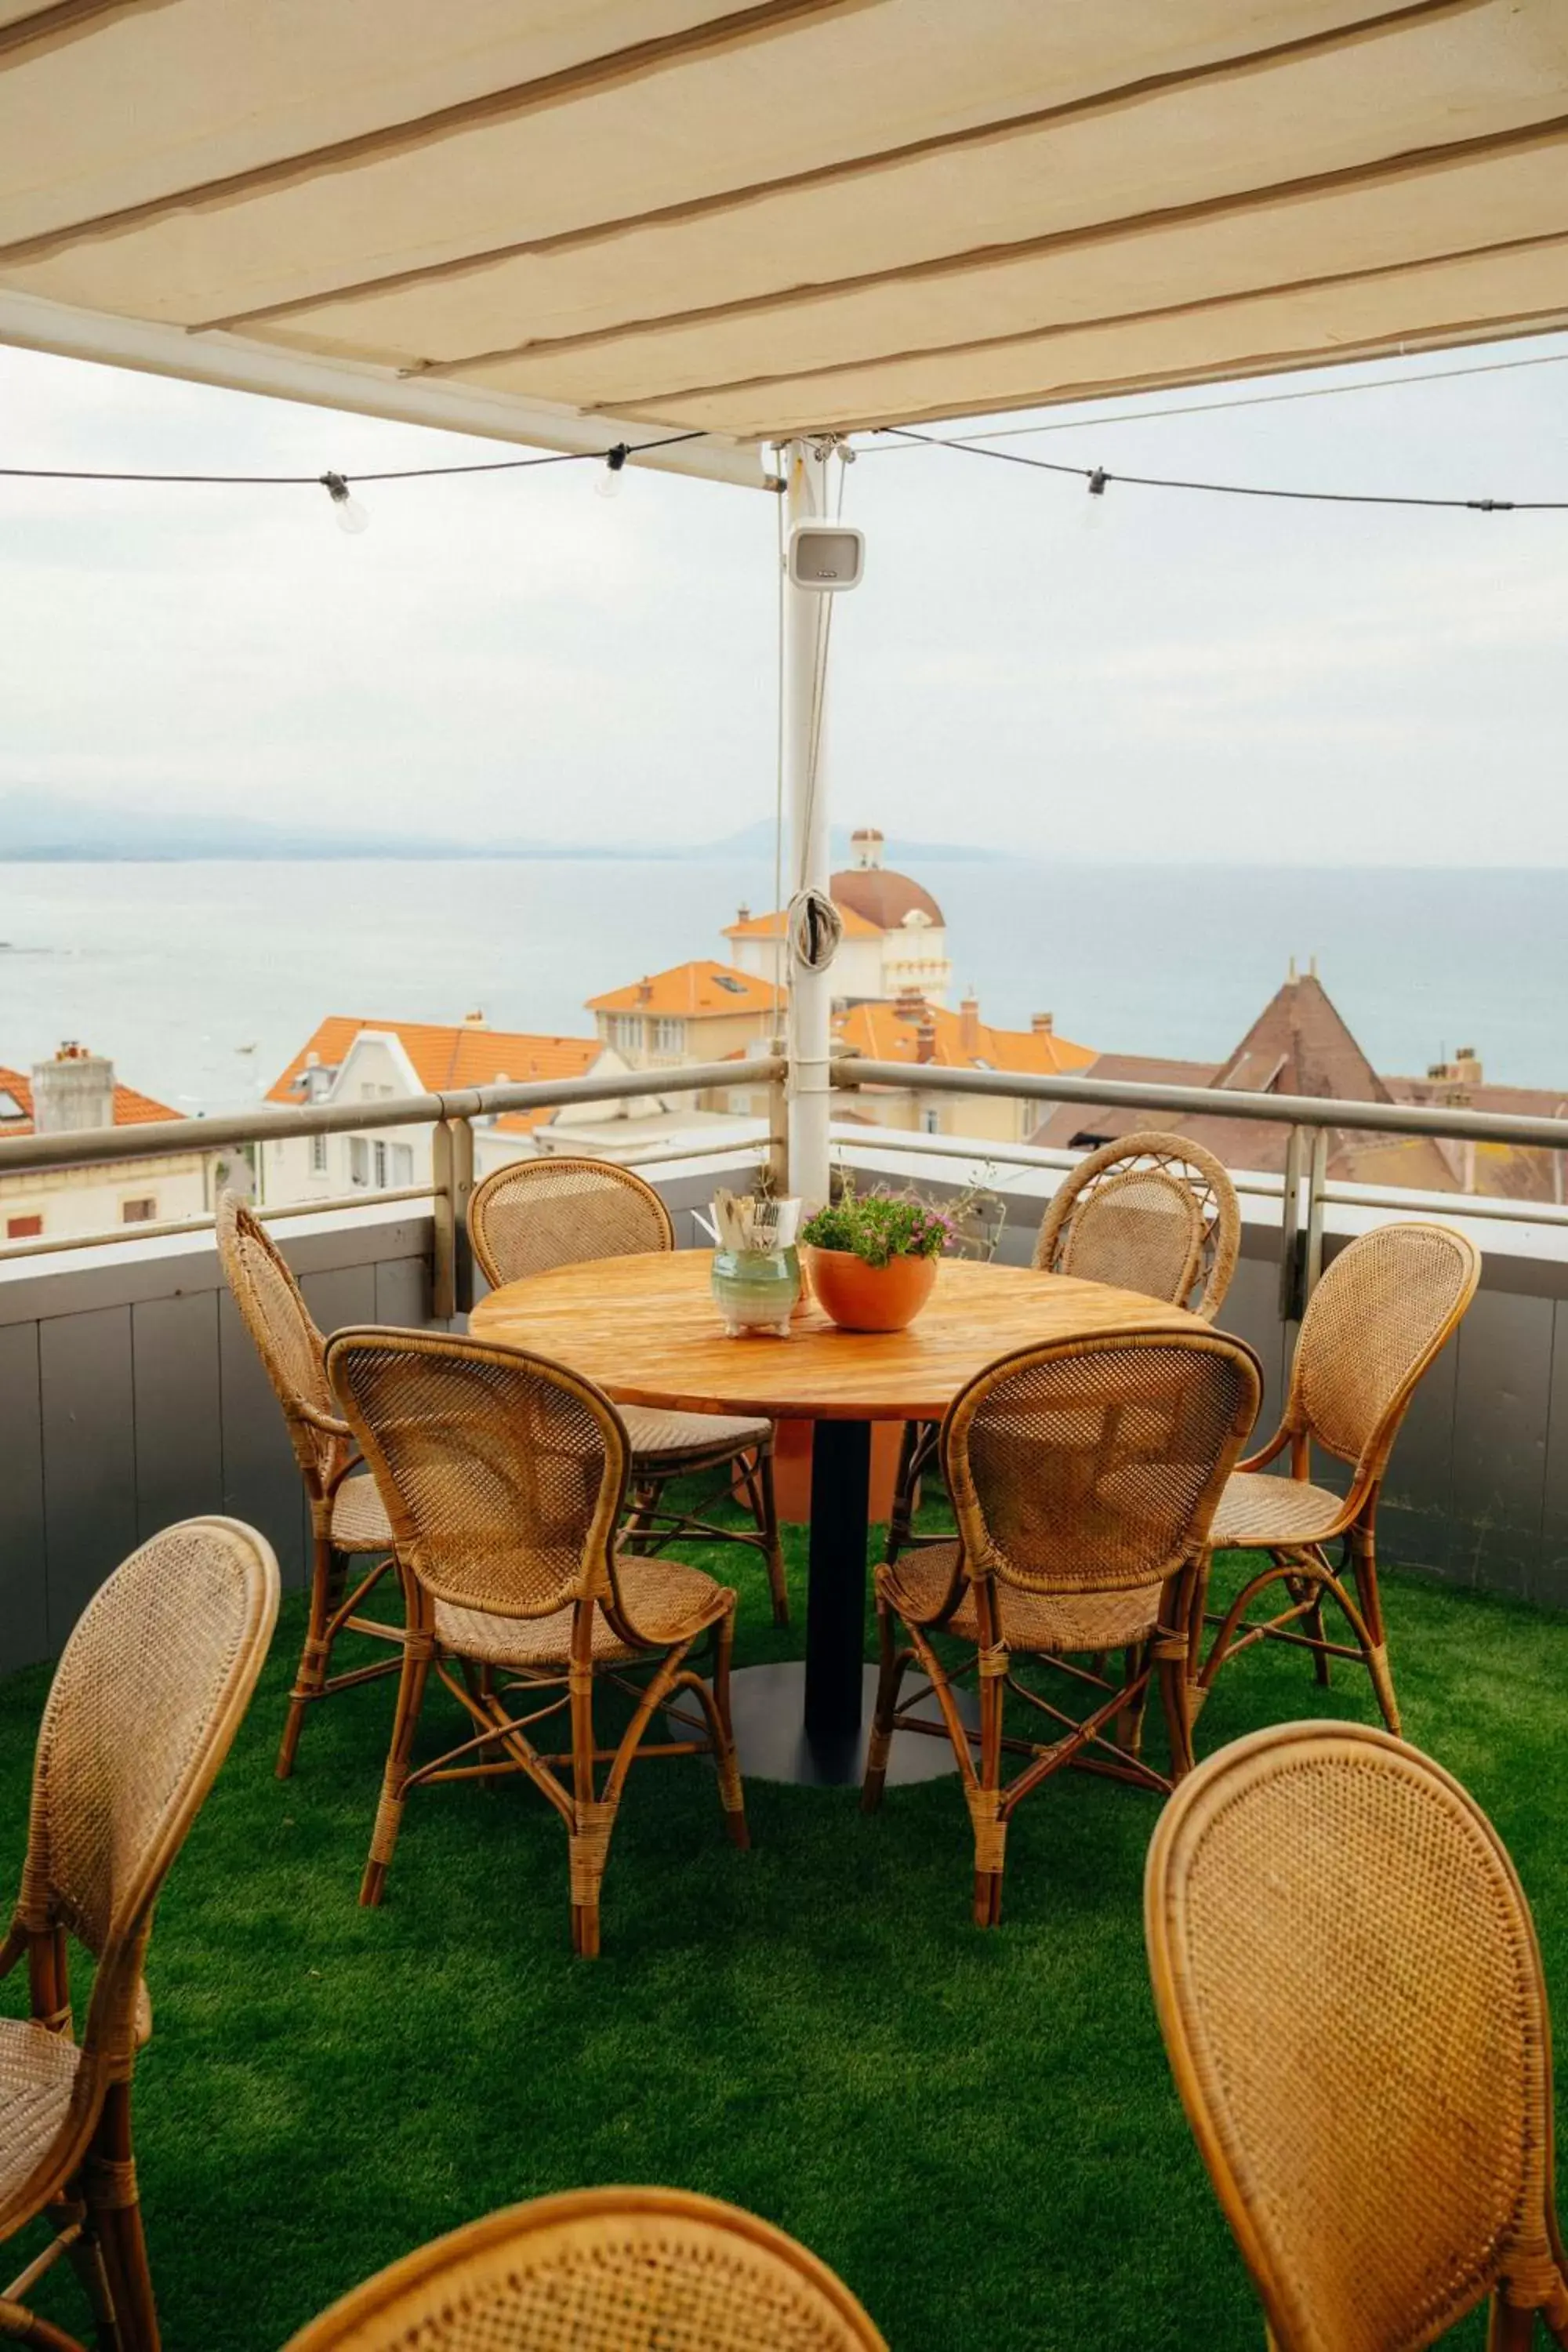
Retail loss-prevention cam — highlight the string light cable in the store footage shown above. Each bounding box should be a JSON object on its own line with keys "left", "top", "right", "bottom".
{"left": 875, "top": 423, "right": 1568, "bottom": 512}
{"left": 0, "top": 428, "right": 709, "bottom": 529}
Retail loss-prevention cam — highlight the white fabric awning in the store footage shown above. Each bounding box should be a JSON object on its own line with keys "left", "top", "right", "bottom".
{"left": 2, "top": 0, "right": 1566, "bottom": 484}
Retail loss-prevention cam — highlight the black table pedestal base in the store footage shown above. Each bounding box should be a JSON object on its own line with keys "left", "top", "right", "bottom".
{"left": 674, "top": 1660, "right": 978, "bottom": 1789}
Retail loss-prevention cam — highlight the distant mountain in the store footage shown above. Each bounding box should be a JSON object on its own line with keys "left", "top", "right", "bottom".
{"left": 0, "top": 789, "right": 1002, "bottom": 866}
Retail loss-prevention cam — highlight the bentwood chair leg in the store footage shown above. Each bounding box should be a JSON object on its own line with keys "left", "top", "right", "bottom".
{"left": 1156, "top": 1643, "right": 1196, "bottom": 1781}
{"left": 360, "top": 1635, "right": 433, "bottom": 1907}
{"left": 1349, "top": 1522, "right": 1401, "bottom": 1736}
{"left": 860, "top": 1601, "right": 909, "bottom": 1814}
{"left": 84, "top": 2082, "right": 158, "bottom": 2352}
{"left": 0, "top": 2298, "right": 85, "bottom": 2350}
{"left": 568, "top": 1670, "right": 610, "bottom": 1962}
{"left": 883, "top": 1422, "right": 922, "bottom": 1568}
{"left": 1487, "top": 2293, "right": 1539, "bottom": 2350}
{"left": 60, "top": 2207, "right": 118, "bottom": 2352}
{"left": 755, "top": 1446, "right": 789, "bottom": 1626}
{"left": 277, "top": 1530, "right": 340, "bottom": 1780}
{"left": 972, "top": 1667, "right": 1007, "bottom": 1929}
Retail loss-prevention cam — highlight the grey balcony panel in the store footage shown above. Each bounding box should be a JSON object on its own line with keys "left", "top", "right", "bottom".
{"left": 131, "top": 1290, "right": 226, "bottom": 1546}
{"left": 1451, "top": 1287, "right": 1553, "bottom": 1601}
{"left": 0, "top": 1322, "right": 48, "bottom": 1674}
{"left": 39, "top": 1305, "right": 137, "bottom": 1646}
{"left": 375, "top": 1253, "right": 432, "bottom": 1328}
{"left": 217, "top": 1288, "right": 308, "bottom": 1589}
{"left": 1379, "top": 1330, "right": 1461, "bottom": 1584}
{"left": 1537, "top": 1305, "right": 1568, "bottom": 1610}
{"left": 298, "top": 1262, "right": 379, "bottom": 1341}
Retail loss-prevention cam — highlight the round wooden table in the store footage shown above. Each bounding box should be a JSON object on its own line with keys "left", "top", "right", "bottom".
{"left": 470, "top": 1251, "right": 1201, "bottom": 1785}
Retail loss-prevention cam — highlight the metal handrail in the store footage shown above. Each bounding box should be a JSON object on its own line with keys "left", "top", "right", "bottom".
{"left": 829, "top": 1055, "right": 1568, "bottom": 1154}
{"left": 0, "top": 1056, "right": 786, "bottom": 1174}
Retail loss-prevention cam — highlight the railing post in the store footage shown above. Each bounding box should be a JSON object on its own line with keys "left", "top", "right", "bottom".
{"left": 1303, "top": 1127, "right": 1329, "bottom": 1308}
{"left": 431, "top": 1116, "right": 475, "bottom": 1320}
{"left": 767, "top": 1036, "right": 789, "bottom": 1194}
{"left": 1279, "top": 1125, "right": 1304, "bottom": 1322}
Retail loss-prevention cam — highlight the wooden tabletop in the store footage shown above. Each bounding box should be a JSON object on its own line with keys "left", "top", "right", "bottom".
{"left": 468, "top": 1250, "right": 1205, "bottom": 1422}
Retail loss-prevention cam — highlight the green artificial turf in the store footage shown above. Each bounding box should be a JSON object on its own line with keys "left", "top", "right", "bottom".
{"left": 1, "top": 1499, "right": 1562, "bottom": 2350}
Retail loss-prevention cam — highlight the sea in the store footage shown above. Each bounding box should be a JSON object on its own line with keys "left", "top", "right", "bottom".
{"left": 0, "top": 858, "right": 1562, "bottom": 1116}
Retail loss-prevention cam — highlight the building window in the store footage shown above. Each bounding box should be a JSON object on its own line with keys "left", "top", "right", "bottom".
{"left": 652, "top": 1018, "right": 687, "bottom": 1054}
{"left": 391, "top": 1143, "right": 413, "bottom": 1187}
{"left": 122, "top": 1197, "right": 158, "bottom": 1224}
{"left": 922, "top": 1109, "right": 942, "bottom": 1135}
{"left": 373, "top": 1140, "right": 388, "bottom": 1189}
{"left": 5, "top": 1214, "right": 42, "bottom": 1240}
{"left": 310, "top": 1133, "right": 328, "bottom": 1177}
{"left": 360, "top": 1082, "right": 395, "bottom": 1101}
{"left": 609, "top": 1014, "right": 642, "bottom": 1052}
{"left": 348, "top": 1138, "right": 370, "bottom": 1188}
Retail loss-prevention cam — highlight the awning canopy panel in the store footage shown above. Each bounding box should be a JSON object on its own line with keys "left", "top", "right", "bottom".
{"left": 2, "top": 0, "right": 1566, "bottom": 477}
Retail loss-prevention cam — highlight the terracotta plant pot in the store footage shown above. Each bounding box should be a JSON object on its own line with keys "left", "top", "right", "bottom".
{"left": 803, "top": 1245, "right": 939, "bottom": 1333}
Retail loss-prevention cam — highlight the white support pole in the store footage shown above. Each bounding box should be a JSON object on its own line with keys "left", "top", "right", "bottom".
{"left": 782, "top": 439, "right": 834, "bottom": 1210}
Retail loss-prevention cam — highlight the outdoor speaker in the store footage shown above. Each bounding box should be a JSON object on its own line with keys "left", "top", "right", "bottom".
{"left": 786, "top": 521, "right": 866, "bottom": 590}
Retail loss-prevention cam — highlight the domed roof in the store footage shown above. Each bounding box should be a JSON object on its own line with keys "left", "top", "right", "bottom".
{"left": 830, "top": 865, "right": 945, "bottom": 930}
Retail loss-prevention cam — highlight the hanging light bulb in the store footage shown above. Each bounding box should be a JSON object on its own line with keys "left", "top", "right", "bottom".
{"left": 320, "top": 471, "right": 369, "bottom": 534}
{"left": 596, "top": 443, "right": 630, "bottom": 499}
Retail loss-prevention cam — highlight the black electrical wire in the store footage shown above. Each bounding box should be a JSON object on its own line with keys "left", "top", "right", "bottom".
{"left": 877, "top": 424, "right": 1568, "bottom": 510}
{"left": 0, "top": 428, "right": 706, "bottom": 485}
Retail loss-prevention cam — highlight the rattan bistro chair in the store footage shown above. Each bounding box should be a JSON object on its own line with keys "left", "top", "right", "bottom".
{"left": 1190, "top": 1221, "right": 1480, "bottom": 1738}
{"left": 864, "top": 1329, "right": 1261, "bottom": 1926}
{"left": 1146, "top": 1722, "right": 1568, "bottom": 2350}
{"left": 1033, "top": 1130, "right": 1240, "bottom": 1312}
{"left": 285, "top": 2186, "right": 888, "bottom": 2351}
{"left": 884, "top": 1133, "right": 1241, "bottom": 1571}
{"left": 468, "top": 1157, "right": 789, "bottom": 1623}
{"left": 327, "top": 1327, "right": 747, "bottom": 1958}
{"left": 0, "top": 1519, "right": 279, "bottom": 2352}
{"left": 216, "top": 1192, "right": 401, "bottom": 1777}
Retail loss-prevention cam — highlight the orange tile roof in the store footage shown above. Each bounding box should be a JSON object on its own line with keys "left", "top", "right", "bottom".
{"left": 266, "top": 1018, "right": 601, "bottom": 1105}
{"left": 722, "top": 905, "right": 882, "bottom": 941}
{"left": 586, "top": 961, "right": 785, "bottom": 1018}
{"left": 0, "top": 1064, "right": 181, "bottom": 1135}
{"left": 834, "top": 1000, "right": 1095, "bottom": 1076}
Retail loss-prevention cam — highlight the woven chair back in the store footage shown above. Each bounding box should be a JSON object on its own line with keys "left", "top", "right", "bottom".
{"left": 17, "top": 1519, "right": 278, "bottom": 2063}
{"left": 327, "top": 1329, "right": 628, "bottom": 1621}
{"left": 943, "top": 1330, "right": 1261, "bottom": 1601}
{"left": 468, "top": 1156, "right": 674, "bottom": 1290}
{"left": 284, "top": 2186, "right": 889, "bottom": 2350}
{"left": 1146, "top": 1721, "right": 1565, "bottom": 2351}
{"left": 216, "top": 1191, "right": 344, "bottom": 1491}
{"left": 1033, "top": 1131, "right": 1240, "bottom": 1320}
{"left": 1290, "top": 1221, "right": 1480, "bottom": 1475}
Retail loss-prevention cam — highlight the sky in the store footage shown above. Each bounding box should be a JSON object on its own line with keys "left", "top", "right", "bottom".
{"left": 2, "top": 330, "right": 1567, "bottom": 864}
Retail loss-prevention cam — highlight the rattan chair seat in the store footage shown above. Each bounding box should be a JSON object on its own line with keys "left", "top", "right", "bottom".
{"left": 622, "top": 1404, "right": 771, "bottom": 1463}
{"left": 1211, "top": 1468, "right": 1348, "bottom": 1548}
{"left": 887, "top": 1541, "right": 1164, "bottom": 1653}
{"left": 435, "top": 1554, "right": 730, "bottom": 1671}
{"left": 0, "top": 2014, "right": 81, "bottom": 2211}
{"left": 330, "top": 1472, "right": 394, "bottom": 1552}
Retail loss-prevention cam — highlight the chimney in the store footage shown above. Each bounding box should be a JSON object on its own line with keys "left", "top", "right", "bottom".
{"left": 637, "top": 978, "right": 653, "bottom": 1004}
{"left": 736, "top": 905, "right": 750, "bottom": 925}
{"left": 463, "top": 1008, "right": 486, "bottom": 1026}
{"left": 1287, "top": 956, "right": 1298, "bottom": 983}
{"left": 960, "top": 993, "right": 981, "bottom": 1057}
{"left": 915, "top": 1011, "right": 938, "bottom": 1065}
{"left": 1030, "top": 1011, "right": 1054, "bottom": 1036}
{"left": 32, "top": 1042, "right": 115, "bottom": 1133}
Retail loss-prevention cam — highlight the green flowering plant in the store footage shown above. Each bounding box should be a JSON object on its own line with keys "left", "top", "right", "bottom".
{"left": 800, "top": 1180, "right": 956, "bottom": 1269}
